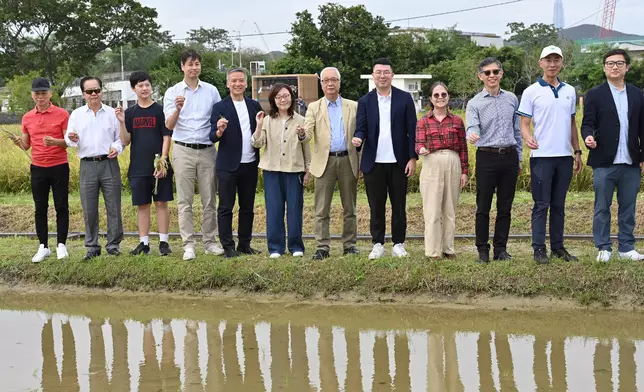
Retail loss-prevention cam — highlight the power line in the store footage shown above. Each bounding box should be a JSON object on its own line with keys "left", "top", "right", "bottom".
{"left": 385, "top": 0, "right": 527, "bottom": 23}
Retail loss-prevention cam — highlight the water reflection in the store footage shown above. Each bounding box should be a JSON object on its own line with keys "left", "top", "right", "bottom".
{"left": 3, "top": 309, "right": 644, "bottom": 391}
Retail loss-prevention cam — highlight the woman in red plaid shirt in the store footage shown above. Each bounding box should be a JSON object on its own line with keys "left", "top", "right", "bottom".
{"left": 416, "top": 82, "right": 469, "bottom": 259}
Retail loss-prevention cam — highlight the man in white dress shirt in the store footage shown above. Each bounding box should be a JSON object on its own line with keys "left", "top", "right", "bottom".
{"left": 163, "top": 49, "right": 225, "bottom": 261}
{"left": 65, "top": 76, "right": 124, "bottom": 260}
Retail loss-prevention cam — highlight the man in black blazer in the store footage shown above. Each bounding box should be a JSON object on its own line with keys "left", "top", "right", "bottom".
{"left": 352, "top": 58, "right": 418, "bottom": 260}
{"left": 210, "top": 68, "right": 263, "bottom": 258}
{"left": 581, "top": 48, "right": 644, "bottom": 262}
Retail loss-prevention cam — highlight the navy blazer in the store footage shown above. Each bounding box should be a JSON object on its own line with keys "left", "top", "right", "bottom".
{"left": 354, "top": 86, "right": 418, "bottom": 173}
{"left": 209, "top": 96, "right": 262, "bottom": 172}
{"left": 581, "top": 82, "right": 644, "bottom": 168}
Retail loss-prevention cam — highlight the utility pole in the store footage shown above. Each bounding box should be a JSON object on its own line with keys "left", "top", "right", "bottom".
{"left": 120, "top": 46, "right": 125, "bottom": 80}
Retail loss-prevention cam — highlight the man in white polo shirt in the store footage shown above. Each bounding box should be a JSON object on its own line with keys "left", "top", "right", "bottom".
{"left": 518, "top": 45, "right": 583, "bottom": 264}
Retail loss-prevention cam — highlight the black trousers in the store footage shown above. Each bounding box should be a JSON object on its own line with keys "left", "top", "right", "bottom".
{"left": 217, "top": 163, "right": 258, "bottom": 250}
{"left": 363, "top": 163, "right": 408, "bottom": 244}
{"left": 31, "top": 163, "right": 69, "bottom": 247}
{"left": 475, "top": 149, "right": 519, "bottom": 253}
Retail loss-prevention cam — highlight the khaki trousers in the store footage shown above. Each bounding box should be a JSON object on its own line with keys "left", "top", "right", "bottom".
{"left": 314, "top": 155, "right": 358, "bottom": 251}
{"left": 420, "top": 150, "right": 461, "bottom": 257}
{"left": 172, "top": 143, "right": 218, "bottom": 249}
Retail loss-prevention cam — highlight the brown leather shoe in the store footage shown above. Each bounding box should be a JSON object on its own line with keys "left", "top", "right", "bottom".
{"left": 443, "top": 253, "right": 457, "bottom": 260}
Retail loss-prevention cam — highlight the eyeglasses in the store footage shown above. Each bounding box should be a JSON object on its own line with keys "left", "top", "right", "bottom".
{"left": 480, "top": 69, "right": 501, "bottom": 76}
{"left": 374, "top": 71, "right": 392, "bottom": 76}
{"left": 433, "top": 92, "right": 448, "bottom": 99}
{"left": 84, "top": 89, "right": 101, "bottom": 95}
{"left": 275, "top": 94, "right": 291, "bottom": 101}
{"left": 605, "top": 61, "right": 627, "bottom": 68}
{"left": 321, "top": 78, "right": 339, "bottom": 84}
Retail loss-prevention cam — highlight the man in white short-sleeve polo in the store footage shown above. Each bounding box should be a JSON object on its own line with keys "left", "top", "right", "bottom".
{"left": 518, "top": 45, "right": 583, "bottom": 264}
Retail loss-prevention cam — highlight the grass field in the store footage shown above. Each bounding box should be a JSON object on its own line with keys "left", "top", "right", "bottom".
{"left": 1, "top": 236, "right": 643, "bottom": 308}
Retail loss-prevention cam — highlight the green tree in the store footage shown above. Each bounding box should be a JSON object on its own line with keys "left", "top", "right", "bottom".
{"left": 273, "top": 4, "right": 391, "bottom": 99}
{"left": 0, "top": 0, "right": 169, "bottom": 94}
{"left": 187, "top": 27, "right": 233, "bottom": 52}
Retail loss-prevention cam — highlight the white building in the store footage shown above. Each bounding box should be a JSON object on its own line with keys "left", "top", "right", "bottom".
{"left": 61, "top": 72, "right": 138, "bottom": 111}
{"left": 360, "top": 74, "right": 433, "bottom": 112}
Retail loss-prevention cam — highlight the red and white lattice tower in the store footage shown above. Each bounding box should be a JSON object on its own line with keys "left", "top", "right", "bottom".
{"left": 600, "top": 0, "right": 617, "bottom": 38}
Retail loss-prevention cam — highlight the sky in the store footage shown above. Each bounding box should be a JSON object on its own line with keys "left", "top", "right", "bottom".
{"left": 141, "top": 0, "right": 643, "bottom": 53}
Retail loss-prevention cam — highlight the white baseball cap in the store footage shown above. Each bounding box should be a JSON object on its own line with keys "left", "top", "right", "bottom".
{"left": 540, "top": 45, "right": 563, "bottom": 59}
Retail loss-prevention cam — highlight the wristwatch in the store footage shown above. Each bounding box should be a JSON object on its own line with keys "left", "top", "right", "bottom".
{"left": 574, "top": 150, "right": 582, "bottom": 155}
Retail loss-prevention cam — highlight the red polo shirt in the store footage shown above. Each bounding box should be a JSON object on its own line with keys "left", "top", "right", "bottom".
{"left": 21, "top": 104, "right": 70, "bottom": 167}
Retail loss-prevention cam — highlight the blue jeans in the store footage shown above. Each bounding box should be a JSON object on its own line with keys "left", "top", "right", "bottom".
{"left": 530, "top": 157, "right": 573, "bottom": 250}
{"left": 263, "top": 171, "right": 305, "bottom": 255}
{"left": 593, "top": 165, "right": 640, "bottom": 252}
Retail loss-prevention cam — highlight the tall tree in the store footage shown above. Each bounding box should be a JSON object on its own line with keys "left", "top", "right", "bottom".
{"left": 187, "top": 27, "right": 233, "bottom": 52}
{"left": 0, "top": 0, "right": 169, "bottom": 93}
{"left": 274, "top": 4, "right": 391, "bottom": 100}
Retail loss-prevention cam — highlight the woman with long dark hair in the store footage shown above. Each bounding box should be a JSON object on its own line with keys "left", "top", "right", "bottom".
{"left": 252, "top": 83, "right": 311, "bottom": 258}
{"left": 416, "top": 82, "right": 469, "bottom": 259}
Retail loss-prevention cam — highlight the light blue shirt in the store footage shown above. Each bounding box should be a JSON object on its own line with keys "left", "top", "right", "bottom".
{"left": 326, "top": 97, "right": 346, "bottom": 152}
{"left": 609, "top": 82, "right": 631, "bottom": 165}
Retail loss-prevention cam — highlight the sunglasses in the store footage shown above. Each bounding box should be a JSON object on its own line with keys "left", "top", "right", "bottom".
{"left": 481, "top": 69, "right": 501, "bottom": 76}
{"left": 84, "top": 88, "right": 101, "bottom": 95}
{"left": 433, "top": 92, "right": 448, "bottom": 99}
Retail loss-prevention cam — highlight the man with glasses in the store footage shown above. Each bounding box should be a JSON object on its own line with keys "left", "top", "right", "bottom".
{"left": 303, "top": 67, "right": 360, "bottom": 260}
{"left": 582, "top": 49, "right": 644, "bottom": 262}
{"left": 466, "top": 57, "right": 522, "bottom": 263}
{"left": 65, "top": 76, "right": 124, "bottom": 260}
{"left": 518, "top": 45, "right": 582, "bottom": 264}
{"left": 352, "top": 58, "right": 417, "bottom": 260}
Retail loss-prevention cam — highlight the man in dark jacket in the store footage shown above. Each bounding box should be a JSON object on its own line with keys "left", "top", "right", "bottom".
{"left": 210, "top": 68, "right": 263, "bottom": 258}
{"left": 582, "top": 49, "right": 644, "bottom": 262}
{"left": 352, "top": 58, "right": 417, "bottom": 260}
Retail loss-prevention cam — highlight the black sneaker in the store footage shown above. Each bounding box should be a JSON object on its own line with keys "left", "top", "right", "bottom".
{"left": 343, "top": 246, "right": 360, "bottom": 256}
{"left": 312, "top": 249, "right": 330, "bottom": 260}
{"left": 238, "top": 246, "right": 261, "bottom": 255}
{"left": 107, "top": 248, "right": 121, "bottom": 256}
{"left": 83, "top": 250, "right": 101, "bottom": 261}
{"left": 494, "top": 251, "right": 512, "bottom": 261}
{"left": 130, "top": 242, "right": 150, "bottom": 256}
{"left": 159, "top": 241, "right": 172, "bottom": 256}
{"left": 224, "top": 248, "right": 240, "bottom": 258}
{"left": 551, "top": 248, "right": 578, "bottom": 261}
{"left": 534, "top": 248, "right": 549, "bottom": 264}
{"left": 477, "top": 250, "right": 490, "bottom": 264}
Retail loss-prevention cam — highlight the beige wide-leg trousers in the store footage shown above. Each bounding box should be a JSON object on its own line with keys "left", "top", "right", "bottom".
{"left": 419, "top": 150, "right": 461, "bottom": 257}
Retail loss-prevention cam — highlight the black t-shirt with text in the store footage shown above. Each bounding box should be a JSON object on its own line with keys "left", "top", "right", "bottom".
{"left": 125, "top": 102, "right": 172, "bottom": 178}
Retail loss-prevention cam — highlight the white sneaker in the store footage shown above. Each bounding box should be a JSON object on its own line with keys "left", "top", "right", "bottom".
{"left": 270, "top": 253, "right": 281, "bottom": 259}
{"left": 618, "top": 250, "right": 644, "bottom": 261}
{"left": 369, "top": 243, "right": 385, "bottom": 260}
{"left": 56, "top": 243, "right": 69, "bottom": 260}
{"left": 597, "top": 250, "right": 612, "bottom": 262}
{"left": 392, "top": 243, "right": 409, "bottom": 258}
{"left": 32, "top": 245, "right": 50, "bottom": 263}
{"left": 292, "top": 251, "right": 304, "bottom": 257}
{"left": 183, "top": 248, "right": 196, "bottom": 261}
{"left": 205, "top": 243, "right": 225, "bottom": 256}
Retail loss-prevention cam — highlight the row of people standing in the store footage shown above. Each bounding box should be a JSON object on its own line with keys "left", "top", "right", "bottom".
{"left": 18, "top": 46, "right": 644, "bottom": 264}
{"left": 422, "top": 46, "right": 644, "bottom": 264}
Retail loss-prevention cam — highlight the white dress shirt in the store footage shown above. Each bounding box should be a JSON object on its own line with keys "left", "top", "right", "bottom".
{"left": 233, "top": 99, "right": 256, "bottom": 163}
{"left": 163, "top": 79, "right": 221, "bottom": 145}
{"left": 376, "top": 92, "right": 397, "bottom": 163}
{"left": 65, "top": 104, "right": 123, "bottom": 158}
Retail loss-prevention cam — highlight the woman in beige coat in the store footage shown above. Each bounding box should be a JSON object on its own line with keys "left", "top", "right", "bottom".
{"left": 252, "top": 83, "right": 311, "bottom": 258}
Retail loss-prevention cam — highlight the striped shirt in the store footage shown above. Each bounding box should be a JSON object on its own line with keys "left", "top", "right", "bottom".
{"left": 465, "top": 88, "right": 522, "bottom": 162}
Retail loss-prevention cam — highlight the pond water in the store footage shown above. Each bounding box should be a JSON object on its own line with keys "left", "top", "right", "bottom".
{"left": 1, "top": 292, "right": 644, "bottom": 391}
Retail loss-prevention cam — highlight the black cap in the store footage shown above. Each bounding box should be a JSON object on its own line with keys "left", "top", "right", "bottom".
{"left": 31, "top": 77, "right": 51, "bottom": 92}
